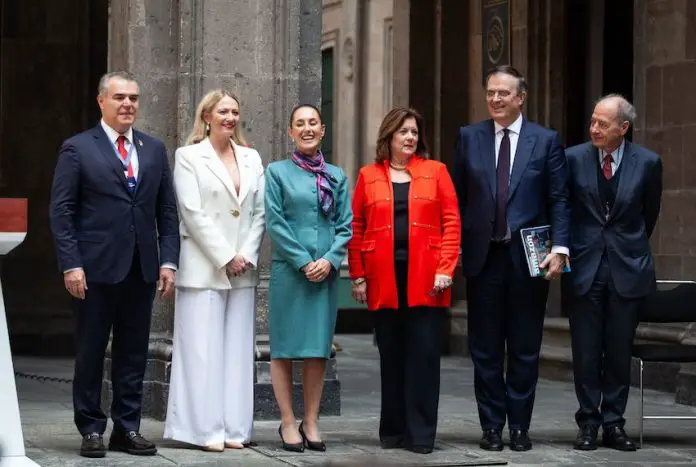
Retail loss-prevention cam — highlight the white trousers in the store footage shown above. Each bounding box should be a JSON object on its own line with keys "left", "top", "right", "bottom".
{"left": 164, "top": 287, "right": 255, "bottom": 446}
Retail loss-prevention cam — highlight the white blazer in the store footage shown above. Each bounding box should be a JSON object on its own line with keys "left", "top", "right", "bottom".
{"left": 173, "top": 138, "right": 265, "bottom": 289}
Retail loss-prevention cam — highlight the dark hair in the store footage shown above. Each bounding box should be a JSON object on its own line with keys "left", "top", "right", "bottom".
{"left": 375, "top": 107, "right": 429, "bottom": 164}
{"left": 485, "top": 65, "right": 528, "bottom": 95}
{"left": 289, "top": 104, "right": 322, "bottom": 126}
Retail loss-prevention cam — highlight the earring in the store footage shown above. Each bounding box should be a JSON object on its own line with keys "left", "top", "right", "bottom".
{"left": 206, "top": 123, "right": 211, "bottom": 133}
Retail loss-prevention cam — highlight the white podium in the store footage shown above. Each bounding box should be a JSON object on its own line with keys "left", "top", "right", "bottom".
{"left": 0, "top": 199, "right": 39, "bottom": 466}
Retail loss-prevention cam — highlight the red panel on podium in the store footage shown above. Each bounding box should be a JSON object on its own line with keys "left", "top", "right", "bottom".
{"left": 0, "top": 198, "right": 28, "bottom": 233}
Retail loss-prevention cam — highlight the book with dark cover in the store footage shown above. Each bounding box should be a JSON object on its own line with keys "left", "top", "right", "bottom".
{"left": 519, "top": 225, "right": 571, "bottom": 277}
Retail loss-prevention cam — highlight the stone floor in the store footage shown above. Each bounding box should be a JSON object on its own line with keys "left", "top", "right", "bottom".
{"left": 9, "top": 334, "right": 696, "bottom": 466}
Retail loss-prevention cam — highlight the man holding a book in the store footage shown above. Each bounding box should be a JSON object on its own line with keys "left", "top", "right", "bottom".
{"left": 564, "top": 95, "right": 662, "bottom": 452}
{"left": 452, "top": 66, "right": 570, "bottom": 452}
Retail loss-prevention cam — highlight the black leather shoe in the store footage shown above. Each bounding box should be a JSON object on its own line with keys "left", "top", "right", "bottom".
{"left": 80, "top": 433, "right": 106, "bottom": 458}
{"left": 380, "top": 436, "right": 406, "bottom": 449}
{"left": 509, "top": 429, "right": 532, "bottom": 451}
{"left": 479, "top": 429, "right": 504, "bottom": 451}
{"left": 407, "top": 445, "right": 433, "bottom": 454}
{"left": 299, "top": 421, "right": 326, "bottom": 452}
{"left": 602, "top": 426, "right": 637, "bottom": 451}
{"left": 108, "top": 431, "right": 157, "bottom": 456}
{"left": 574, "top": 425, "right": 598, "bottom": 450}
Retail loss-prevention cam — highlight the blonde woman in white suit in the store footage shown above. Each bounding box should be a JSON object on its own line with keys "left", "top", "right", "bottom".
{"left": 164, "top": 90, "right": 265, "bottom": 452}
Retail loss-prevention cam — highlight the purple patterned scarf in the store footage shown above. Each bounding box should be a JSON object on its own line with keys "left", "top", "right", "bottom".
{"left": 291, "top": 149, "right": 337, "bottom": 216}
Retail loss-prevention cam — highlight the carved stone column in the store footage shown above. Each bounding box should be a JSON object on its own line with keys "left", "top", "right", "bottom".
{"left": 102, "top": 0, "right": 336, "bottom": 421}
{"left": 103, "top": 0, "right": 185, "bottom": 419}
{"left": 335, "top": 0, "right": 360, "bottom": 181}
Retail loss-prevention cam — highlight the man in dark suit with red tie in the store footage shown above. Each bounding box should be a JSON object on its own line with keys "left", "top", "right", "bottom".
{"left": 453, "top": 66, "right": 570, "bottom": 452}
{"left": 50, "top": 71, "right": 180, "bottom": 458}
{"left": 565, "top": 95, "right": 662, "bottom": 451}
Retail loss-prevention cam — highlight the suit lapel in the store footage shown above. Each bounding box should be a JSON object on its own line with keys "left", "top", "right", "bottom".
{"left": 508, "top": 120, "right": 538, "bottom": 200}
{"left": 612, "top": 140, "right": 638, "bottom": 219}
{"left": 132, "top": 130, "right": 148, "bottom": 197}
{"left": 234, "top": 143, "right": 252, "bottom": 205}
{"left": 201, "top": 138, "right": 240, "bottom": 203}
{"left": 476, "top": 120, "right": 497, "bottom": 200}
{"left": 91, "top": 125, "right": 132, "bottom": 195}
{"left": 583, "top": 145, "right": 605, "bottom": 222}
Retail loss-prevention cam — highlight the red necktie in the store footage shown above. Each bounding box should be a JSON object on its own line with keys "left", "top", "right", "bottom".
{"left": 117, "top": 135, "right": 134, "bottom": 179}
{"left": 602, "top": 153, "right": 613, "bottom": 180}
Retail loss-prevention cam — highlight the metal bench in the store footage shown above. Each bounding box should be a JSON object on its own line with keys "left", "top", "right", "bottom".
{"left": 633, "top": 279, "right": 696, "bottom": 448}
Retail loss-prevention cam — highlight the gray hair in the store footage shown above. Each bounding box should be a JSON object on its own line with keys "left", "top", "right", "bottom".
{"left": 596, "top": 94, "right": 637, "bottom": 126}
{"left": 97, "top": 71, "right": 138, "bottom": 96}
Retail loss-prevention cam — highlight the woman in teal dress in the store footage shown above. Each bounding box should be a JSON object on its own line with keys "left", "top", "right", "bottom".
{"left": 264, "top": 104, "right": 352, "bottom": 453}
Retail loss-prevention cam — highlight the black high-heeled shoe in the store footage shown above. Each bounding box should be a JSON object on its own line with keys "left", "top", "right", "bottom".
{"left": 278, "top": 425, "right": 304, "bottom": 452}
{"left": 299, "top": 421, "right": 326, "bottom": 452}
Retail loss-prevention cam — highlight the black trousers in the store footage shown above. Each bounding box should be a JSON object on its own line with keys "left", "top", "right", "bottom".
{"left": 72, "top": 250, "right": 156, "bottom": 436}
{"left": 374, "top": 260, "right": 444, "bottom": 448}
{"left": 568, "top": 255, "right": 640, "bottom": 429}
{"left": 466, "top": 242, "right": 549, "bottom": 431}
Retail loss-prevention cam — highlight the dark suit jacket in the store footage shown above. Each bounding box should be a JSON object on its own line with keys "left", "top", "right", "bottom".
{"left": 453, "top": 118, "right": 570, "bottom": 277}
{"left": 50, "top": 124, "right": 180, "bottom": 284}
{"left": 565, "top": 140, "right": 662, "bottom": 298}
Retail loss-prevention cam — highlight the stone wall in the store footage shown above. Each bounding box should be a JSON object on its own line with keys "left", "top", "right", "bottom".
{"left": 467, "top": 0, "right": 567, "bottom": 130}
{"left": 631, "top": 0, "right": 696, "bottom": 406}
{"left": 634, "top": 0, "right": 696, "bottom": 281}
{"left": 468, "top": 0, "right": 535, "bottom": 124}
{"left": 102, "top": 0, "right": 325, "bottom": 420}
{"left": 109, "top": 0, "right": 321, "bottom": 339}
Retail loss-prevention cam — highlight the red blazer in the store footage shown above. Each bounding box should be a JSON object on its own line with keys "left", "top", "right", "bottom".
{"left": 348, "top": 158, "right": 461, "bottom": 310}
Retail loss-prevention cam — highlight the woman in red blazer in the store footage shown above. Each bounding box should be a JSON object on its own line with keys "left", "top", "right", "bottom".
{"left": 348, "top": 107, "right": 460, "bottom": 454}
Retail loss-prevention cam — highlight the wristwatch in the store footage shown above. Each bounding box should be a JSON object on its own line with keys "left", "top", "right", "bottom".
{"left": 352, "top": 277, "right": 366, "bottom": 286}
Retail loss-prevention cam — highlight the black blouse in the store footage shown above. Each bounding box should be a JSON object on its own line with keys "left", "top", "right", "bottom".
{"left": 392, "top": 181, "right": 410, "bottom": 262}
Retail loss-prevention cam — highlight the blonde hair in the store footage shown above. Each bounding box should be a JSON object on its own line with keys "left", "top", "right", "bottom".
{"left": 186, "top": 89, "right": 248, "bottom": 146}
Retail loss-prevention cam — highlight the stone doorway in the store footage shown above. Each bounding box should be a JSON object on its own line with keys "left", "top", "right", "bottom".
{"left": 0, "top": 0, "right": 108, "bottom": 357}
{"left": 564, "top": 0, "right": 635, "bottom": 148}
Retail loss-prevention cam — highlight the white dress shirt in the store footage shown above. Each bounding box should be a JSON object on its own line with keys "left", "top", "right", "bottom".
{"left": 599, "top": 139, "right": 625, "bottom": 176}
{"left": 101, "top": 119, "right": 139, "bottom": 179}
{"left": 493, "top": 113, "right": 568, "bottom": 256}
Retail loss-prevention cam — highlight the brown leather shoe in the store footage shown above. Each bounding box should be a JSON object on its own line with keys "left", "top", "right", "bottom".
{"left": 80, "top": 433, "right": 106, "bottom": 458}
{"left": 108, "top": 430, "right": 157, "bottom": 455}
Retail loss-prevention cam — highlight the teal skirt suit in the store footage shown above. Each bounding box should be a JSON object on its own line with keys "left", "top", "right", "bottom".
{"left": 264, "top": 160, "right": 353, "bottom": 359}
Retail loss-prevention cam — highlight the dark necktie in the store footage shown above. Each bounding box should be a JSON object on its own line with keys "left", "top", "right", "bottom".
{"left": 602, "top": 153, "right": 613, "bottom": 179}
{"left": 493, "top": 129, "right": 510, "bottom": 240}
